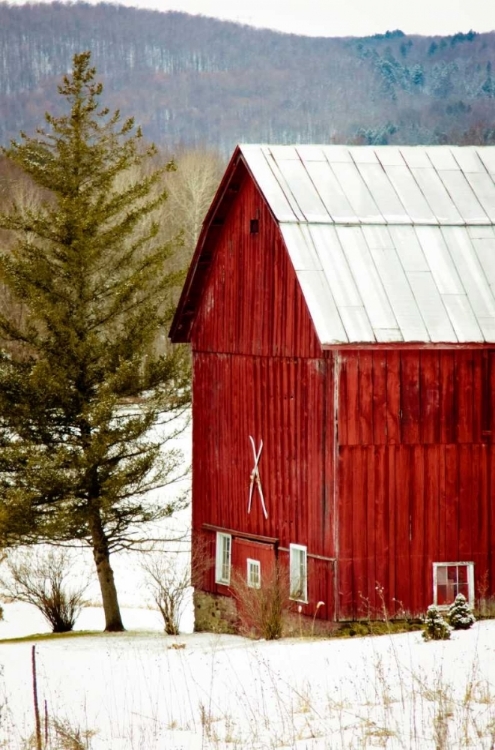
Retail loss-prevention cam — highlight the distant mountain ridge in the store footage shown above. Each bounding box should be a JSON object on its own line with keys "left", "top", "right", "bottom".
{"left": 1, "top": 2, "right": 494, "bottom": 152}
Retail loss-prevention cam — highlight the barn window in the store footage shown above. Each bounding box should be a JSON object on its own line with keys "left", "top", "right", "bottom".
{"left": 433, "top": 562, "right": 474, "bottom": 607}
{"left": 289, "top": 544, "right": 308, "bottom": 602}
{"left": 247, "top": 558, "right": 261, "bottom": 588}
{"left": 215, "top": 532, "right": 232, "bottom": 585}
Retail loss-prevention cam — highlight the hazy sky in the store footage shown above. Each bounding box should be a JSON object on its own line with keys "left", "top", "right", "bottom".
{"left": 8, "top": 0, "right": 495, "bottom": 37}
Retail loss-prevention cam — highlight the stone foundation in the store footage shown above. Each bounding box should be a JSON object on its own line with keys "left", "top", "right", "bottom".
{"left": 193, "top": 590, "right": 238, "bottom": 634}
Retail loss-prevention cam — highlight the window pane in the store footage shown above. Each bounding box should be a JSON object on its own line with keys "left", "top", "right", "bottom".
{"left": 290, "top": 545, "right": 307, "bottom": 601}
{"left": 458, "top": 566, "right": 468, "bottom": 583}
{"left": 437, "top": 584, "right": 448, "bottom": 605}
{"left": 448, "top": 565, "right": 458, "bottom": 582}
{"left": 436, "top": 566, "right": 447, "bottom": 585}
{"left": 247, "top": 559, "right": 261, "bottom": 588}
{"left": 215, "top": 533, "right": 231, "bottom": 584}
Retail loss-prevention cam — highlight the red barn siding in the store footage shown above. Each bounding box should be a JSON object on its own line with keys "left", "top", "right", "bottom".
{"left": 337, "top": 349, "right": 495, "bottom": 446}
{"left": 192, "top": 354, "right": 334, "bottom": 553}
{"left": 336, "top": 348, "right": 495, "bottom": 620}
{"left": 191, "top": 172, "right": 321, "bottom": 359}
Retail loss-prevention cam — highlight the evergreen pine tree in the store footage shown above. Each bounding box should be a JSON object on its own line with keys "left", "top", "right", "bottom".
{"left": 422, "top": 605, "right": 451, "bottom": 641}
{"left": 0, "top": 52, "right": 190, "bottom": 631}
{"left": 447, "top": 594, "right": 475, "bottom": 630}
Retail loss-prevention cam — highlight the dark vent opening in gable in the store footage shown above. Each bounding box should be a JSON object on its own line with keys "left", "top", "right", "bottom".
{"left": 250, "top": 219, "right": 259, "bottom": 234}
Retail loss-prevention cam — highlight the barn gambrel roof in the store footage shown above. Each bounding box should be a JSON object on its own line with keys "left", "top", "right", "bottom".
{"left": 171, "top": 144, "right": 495, "bottom": 346}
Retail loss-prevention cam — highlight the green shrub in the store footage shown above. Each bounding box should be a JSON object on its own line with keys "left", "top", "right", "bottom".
{"left": 422, "top": 605, "right": 451, "bottom": 641}
{"left": 447, "top": 594, "right": 475, "bottom": 630}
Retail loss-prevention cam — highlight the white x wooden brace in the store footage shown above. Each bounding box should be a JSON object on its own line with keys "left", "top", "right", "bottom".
{"left": 248, "top": 435, "right": 268, "bottom": 519}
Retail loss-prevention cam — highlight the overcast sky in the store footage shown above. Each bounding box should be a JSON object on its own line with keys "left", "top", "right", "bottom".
{"left": 8, "top": 0, "right": 495, "bottom": 37}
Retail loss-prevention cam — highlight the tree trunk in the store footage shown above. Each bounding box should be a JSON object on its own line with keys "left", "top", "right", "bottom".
{"left": 88, "top": 508, "right": 125, "bottom": 632}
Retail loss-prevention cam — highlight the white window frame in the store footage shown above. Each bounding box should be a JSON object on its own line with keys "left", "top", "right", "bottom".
{"left": 289, "top": 543, "right": 308, "bottom": 603}
{"left": 433, "top": 561, "right": 475, "bottom": 608}
{"left": 247, "top": 558, "right": 261, "bottom": 589}
{"left": 215, "top": 532, "right": 232, "bottom": 585}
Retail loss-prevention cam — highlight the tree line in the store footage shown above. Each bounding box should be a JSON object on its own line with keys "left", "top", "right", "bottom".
{"left": 0, "top": 2, "right": 494, "bottom": 152}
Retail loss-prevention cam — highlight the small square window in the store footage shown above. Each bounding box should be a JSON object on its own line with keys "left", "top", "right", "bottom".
{"left": 289, "top": 544, "right": 308, "bottom": 602}
{"left": 433, "top": 562, "right": 474, "bottom": 607}
{"left": 215, "top": 532, "right": 232, "bottom": 585}
{"left": 247, "top": 558, "right": 261, "bottom": 588}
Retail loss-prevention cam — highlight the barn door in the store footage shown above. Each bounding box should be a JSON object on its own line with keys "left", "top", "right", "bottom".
{"left": 232, "top": 538, "right": 276, "bottom": 590}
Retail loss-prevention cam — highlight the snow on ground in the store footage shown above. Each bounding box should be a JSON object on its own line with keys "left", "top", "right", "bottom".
{"left": 1, "top": 603, "right": 495, "bottom": 749}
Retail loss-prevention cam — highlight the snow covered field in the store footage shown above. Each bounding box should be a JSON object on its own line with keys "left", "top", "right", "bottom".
{"left": 1, "top": 599, "right": 495, "bottom": 749}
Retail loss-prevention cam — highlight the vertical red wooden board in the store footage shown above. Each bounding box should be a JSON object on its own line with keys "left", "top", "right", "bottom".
{"left": 372, "top": 353, "right": 388, "bottom": 445}
{"left": 440, "top": 352, "right": 455, "bottom": 444}
{"left": 359, "top": 352, "right": 373, "bottom": 445}
{"left": 420, "top": 351, "right": 440, "bottom": 444}
{"left": 456, "top": 352, "right": 474, "bottom": 443}
{"left": 386, "top": 352, "right": 401, "bottom": 444}
{"left": 401, "top": 353, "right": 420, "bottom": 444}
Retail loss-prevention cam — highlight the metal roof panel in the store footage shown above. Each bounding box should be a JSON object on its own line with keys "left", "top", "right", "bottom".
{"left": 440, "top": 227, "right": 495, "bottom": 318}
{"left": 399, "top": 146, "right": 431, "bottom": 169}
{"left": 304, "top": 160, "right": 358, "bottom": 223}
{"left": 320, "top": 145, "right": 353, "bottom": 163}
{"left": 425, "top": 147, "right": 459, "bottom": 171}
{"left": 336, "top": 226, "right": 398, "bottom": 330}
{"left": 415, "top": 226, "right": 465, "bottom": 294}
{"left": 437, "top": 169, "right": 489, "bottom": 224}
{"left": 472, "top": 237, "right": 495, "bottom": 286}
{"left": 406, "top": 271, "right": 457, "bottom": 342}
{"left": 476, "top": 147, "right": 495, "bottom": 175}
{"left": 308, "top": 225, "right": 361, "bottom": 306}
{"left": 267, "top": 145, "right": 301, "bottom": 161}
{"left": 272, "top": 156, "right": 332, "bottom": 222}
{"left": 295, "top": 145, "right": 327, "bottom": 162}
{"left": 462, "top": 173, "right": 495, "bottom": 223}
{"left": 241, "top": 146, "right": 299, "bottom": 222}
{"left": 375, "top": 147, "right": 406, "bottom": 167}
{"left": 478, "top": 318, "right": 495, "bottom": 340}
{"left": 441, "top": 295, "right": 483, "bottom": 343}
{"left": 355, "top": 163, "right": 410, "bottom": 224}
{"left": 388, "top": 225, "right": 429, "bottom": 272}
{"left": 330, "top": 162, "right": 385, "bottom": 224}
{"left": 338, "top": 306, "right": 375, "bottom": 342}
{"left": 382, "top": 165, "right": 438, "bottom": 224}
{"left": 296, "top": 270, "right": 348, "bottom": 344}
{"left": 468, "top": 226, "right": 495, "bottom": 239}
{"left": 280, "top": 224, "right": 322, "bottom": 271}
{"left": 348, "top": 147, "right": 379, "bottom": 164}
{"left": 450, "top": 147, "right": 485, "bottom": 173}
{"left": 364, "top": 229, "right": 430, "bottom": 341}
{"left": 374, "top": 328, "right": 404, "bottom": 343}
{"left": 410, "top": 167, "right": 464, "bottom": 224}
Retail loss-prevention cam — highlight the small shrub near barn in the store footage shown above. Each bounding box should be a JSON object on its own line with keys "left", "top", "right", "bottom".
{"left": 448, "top": 593, "right": 476, "bottom": 630}
{"left": 422, "top": 605, "right": 451, "bottom": 641}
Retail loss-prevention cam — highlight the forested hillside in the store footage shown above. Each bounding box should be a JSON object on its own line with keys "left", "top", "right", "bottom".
{"left": 1, "top": 2, "right": 494, "bottom": 151}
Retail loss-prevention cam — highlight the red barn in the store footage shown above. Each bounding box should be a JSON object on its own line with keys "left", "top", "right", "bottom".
{"left": 170, "top": 144, "right": 495, "bottom": 627}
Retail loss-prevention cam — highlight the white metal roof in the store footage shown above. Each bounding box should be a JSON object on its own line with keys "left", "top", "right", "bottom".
{"left": 240, "top": 144, "right": 495, "bottom": 345}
